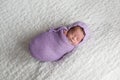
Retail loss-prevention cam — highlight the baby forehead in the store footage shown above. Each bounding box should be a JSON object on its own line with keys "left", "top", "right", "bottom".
{"left": 69, "top": 26, "right": 83, "bottom": 32}
{"left": 69, "top": 26, "right": 86, "bottom": 36}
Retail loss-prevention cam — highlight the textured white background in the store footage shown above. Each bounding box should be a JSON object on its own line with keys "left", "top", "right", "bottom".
{"left": 0, "top": 0, "right": 120, "bottom": 80}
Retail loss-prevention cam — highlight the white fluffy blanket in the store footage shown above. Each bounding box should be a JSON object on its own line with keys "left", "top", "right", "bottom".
{"left": 0, "top": 0, "right": 120, "bottom": 80}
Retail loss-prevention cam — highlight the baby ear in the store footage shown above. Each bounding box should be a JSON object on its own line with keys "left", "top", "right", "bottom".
{"left": 63, "top": 30, "right": 68, "bottom": 35}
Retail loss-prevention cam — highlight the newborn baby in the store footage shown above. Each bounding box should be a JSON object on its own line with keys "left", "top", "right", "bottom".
{"left": 64, "top": 25, "right": 85, "bottom": 46}
{"left": 29, "top": 21, "right": 89, "bottom": 61}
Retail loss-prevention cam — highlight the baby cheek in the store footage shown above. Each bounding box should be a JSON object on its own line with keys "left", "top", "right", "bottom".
{"left": 69, "top": 34, "right": 73, "bottom": 39}
{"left": 76, "top": 38, "right": 81, "bottom": 44}
{"left": 76, "top": 40, "right": 80, "bottom": 44}
{"left": 73, "top": 41, "right": 79, "bottom": 46}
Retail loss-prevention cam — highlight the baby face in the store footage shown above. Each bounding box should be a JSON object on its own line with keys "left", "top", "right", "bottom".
{"left": 65, "top": 26, "right": 85, "bottom": 46}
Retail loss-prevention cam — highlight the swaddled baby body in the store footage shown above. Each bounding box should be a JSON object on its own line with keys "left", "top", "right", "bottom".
{"left": 29, "top": 21, "right": 89, "bottom": 61}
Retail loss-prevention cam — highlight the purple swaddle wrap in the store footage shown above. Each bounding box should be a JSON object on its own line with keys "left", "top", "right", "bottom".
{"left": 29, "top": 21, "right": 89, "bottom": 61}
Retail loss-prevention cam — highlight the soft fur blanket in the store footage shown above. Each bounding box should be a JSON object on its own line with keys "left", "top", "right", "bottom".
{"left": 0, "top": 0, "right": 120, "bottom": 80}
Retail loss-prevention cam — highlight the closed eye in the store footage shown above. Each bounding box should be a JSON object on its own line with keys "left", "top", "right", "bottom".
{"left": 80, "top": 38, "right": 83, "bottom": 42}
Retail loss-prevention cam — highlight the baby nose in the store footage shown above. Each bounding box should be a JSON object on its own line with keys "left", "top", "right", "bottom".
{"left": 72, "top": 36, "right": 77, "bottom": 41}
